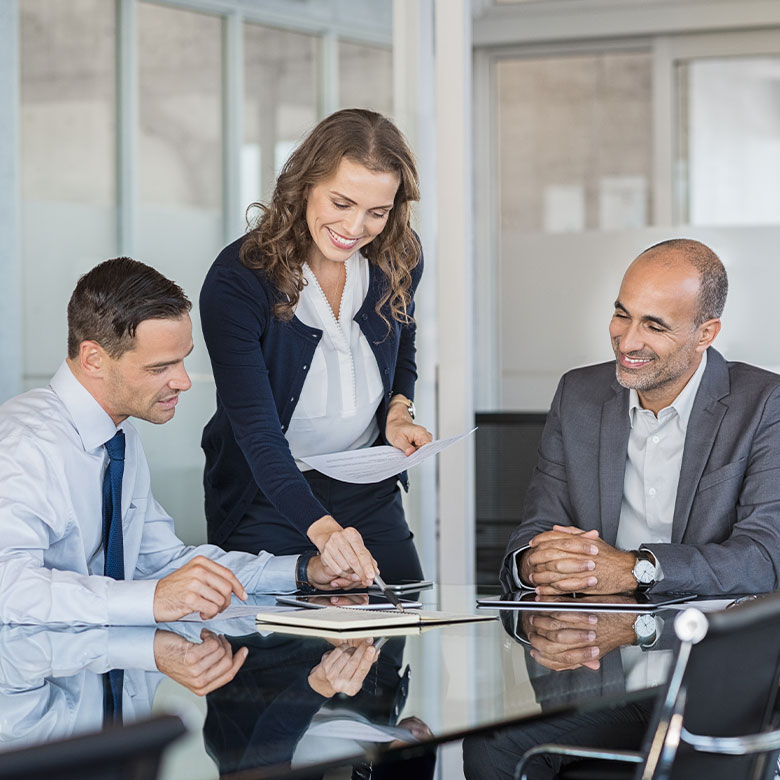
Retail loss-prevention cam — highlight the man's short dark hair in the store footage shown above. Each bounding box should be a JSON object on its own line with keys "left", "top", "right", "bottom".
{"left": 67, "top": 257, "right": 192, "bottom": 359}
{"left": 641, "top": 238, "right": 728, "bottom": 326}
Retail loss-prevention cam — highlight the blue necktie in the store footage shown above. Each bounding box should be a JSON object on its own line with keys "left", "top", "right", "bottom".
{"left": 102, "top": 430, "right": 125, "bottom": 725}
{"left": 102, "top": 430, "right": 125, "bottom": 580}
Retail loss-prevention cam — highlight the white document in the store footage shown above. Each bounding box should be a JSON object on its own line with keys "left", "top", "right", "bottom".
{"left": 300, "top": 428, "right": 475, "bottom": 484}
{"left": 305, "top": 717, "right": 413, "bottom": 742}
{"left": 178, "top": 604, "right": 296, "bottom": 622}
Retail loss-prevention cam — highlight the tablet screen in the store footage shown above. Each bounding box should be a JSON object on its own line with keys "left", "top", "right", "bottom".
{"left": 476, "top": 591, "right": 695, "bottom": 611}
{"left": 277, "top": 594, "right": 423, "bottom": 610}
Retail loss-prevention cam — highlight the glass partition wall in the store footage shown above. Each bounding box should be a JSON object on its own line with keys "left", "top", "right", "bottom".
{"left": 18, "top": 0, "right": 393, "bottom": 544}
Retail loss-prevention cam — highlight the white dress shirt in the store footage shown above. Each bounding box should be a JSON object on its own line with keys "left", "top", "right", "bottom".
{"left": 287, "top": 252, "right": 384, "bottom": 469}
{"left": 0, "top": 362, "right": 297, "bottom": 626}
{"left": 617, "top": 351, "right": 708, "bottom": 575}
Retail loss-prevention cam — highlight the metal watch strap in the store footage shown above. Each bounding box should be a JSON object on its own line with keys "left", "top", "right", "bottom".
{"left": 295, "top": 552, "right": 317, "bottom": 593}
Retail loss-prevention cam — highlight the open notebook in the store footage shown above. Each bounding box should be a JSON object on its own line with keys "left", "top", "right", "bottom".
{"left": 255, "top": 606, "right": 495, "bottom": 636}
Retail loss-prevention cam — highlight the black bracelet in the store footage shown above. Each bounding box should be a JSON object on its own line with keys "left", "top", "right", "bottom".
{"left": 295, "top": 552, "right": 317, "bottom": 594}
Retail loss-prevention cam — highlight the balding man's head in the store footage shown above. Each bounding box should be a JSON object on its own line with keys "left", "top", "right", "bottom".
{"left": 610, "top": 239, "right": 724, "bottom": 414}
{"left": 637, "top": 239, "right": 728, "bottom": 326}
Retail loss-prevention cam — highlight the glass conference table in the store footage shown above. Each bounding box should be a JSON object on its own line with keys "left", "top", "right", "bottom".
{"left": 0, "top": 585, "right": 689, "bottom": 779}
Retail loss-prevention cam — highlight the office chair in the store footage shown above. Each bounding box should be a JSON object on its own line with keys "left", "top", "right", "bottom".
{"left": 0, "top": 714, "right": 186, "bottom": 780}
{"left": 513, "top": 593, "right": 780, "bottom": 780}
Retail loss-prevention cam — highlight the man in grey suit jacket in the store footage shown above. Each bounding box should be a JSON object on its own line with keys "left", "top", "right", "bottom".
{"left": 502, "top": 238, "right": 780, "bottom": 600}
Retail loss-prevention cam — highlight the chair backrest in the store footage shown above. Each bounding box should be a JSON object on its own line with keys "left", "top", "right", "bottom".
{"left": 0, "top": 714, "right": 186, "bottom": 780}
{"left": 638, "top": 593, "right": 780, "bottom": 780}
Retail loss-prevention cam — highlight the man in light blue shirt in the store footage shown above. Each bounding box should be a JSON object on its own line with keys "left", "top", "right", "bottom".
{"left": 0, "top": 258, "right": 349, "bottom": 626}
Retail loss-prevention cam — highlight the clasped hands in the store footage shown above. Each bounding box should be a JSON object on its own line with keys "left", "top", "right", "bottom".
{"left": 522, "top": 609, "right": 638, "bottom": 672}
{"left": 520, "top": 524, "right": 637, "bottom": 596}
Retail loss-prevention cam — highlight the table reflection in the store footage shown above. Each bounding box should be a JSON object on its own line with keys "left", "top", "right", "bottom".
{"left": 0, "top": 618, "right": 435, "bottom": 780}
{"left": 463, "top": 599, "right": 678, "bottom": 780}
{"left": 0, "top": 624, "right": 163, "bottom": 749}
{"left": 0, "top": 586, "right": 691, "bottom": 780}
{"left": 205, "top": 632, "right": 435, "bottom": 778}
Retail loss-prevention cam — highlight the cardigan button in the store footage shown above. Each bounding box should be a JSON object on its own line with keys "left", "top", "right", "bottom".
{"left": 290, "top": 397, "right": 295, "bottom": 402}
{"left": 361, "top": 314, "right": 368, "bottom": 320}
{"left": 303, "top": 365, "right": 308, "bottom": 370}
{"left": 383, "top": 368, "right": 389, "bottom": 375}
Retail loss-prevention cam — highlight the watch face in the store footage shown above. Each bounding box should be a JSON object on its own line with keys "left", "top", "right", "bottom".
{"left": 634, "top": 559, "right": 655, "bottom": 584}
{"left": 634, "top": 613, "right": 656, "bottom": 640}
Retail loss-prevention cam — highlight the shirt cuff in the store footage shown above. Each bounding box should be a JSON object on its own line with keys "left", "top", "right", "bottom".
{"left": 639, "top": 546, "right": 665, "bottom": 582}
{"left": 106, "top": 578, "right": 158, "bottom": 625}
{"left": 106, "top": 627, "right": 158, "bottom": 671}
{"left": 510, "top": 546, "right": 535, "bottom": 590}
{"left": 251, "top": 553, "right": 298, "bottom": 594}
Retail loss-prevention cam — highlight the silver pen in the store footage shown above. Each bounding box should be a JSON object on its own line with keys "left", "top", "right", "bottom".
{"left": 373, "top": 572, "right": 405, "bottom": 611}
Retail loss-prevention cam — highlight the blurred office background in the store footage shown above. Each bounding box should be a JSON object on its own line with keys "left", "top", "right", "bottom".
{"left": 2, "top": 0, "right": 780, "bottom": 590}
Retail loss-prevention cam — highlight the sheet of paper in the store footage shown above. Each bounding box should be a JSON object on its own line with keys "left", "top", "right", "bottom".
{"left": 178, "top": 604, "right": 296, "bottom": 622}
{"left": 305, "top": 718, "right": 413, "bottom": 742}
{"left": 300, "top": 428, "right": 475, "bottom": 484}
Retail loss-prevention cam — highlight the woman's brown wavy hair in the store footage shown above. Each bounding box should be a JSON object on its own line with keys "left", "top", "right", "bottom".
{"left": 240, "top": 108, "right": 421, "bottom": 328}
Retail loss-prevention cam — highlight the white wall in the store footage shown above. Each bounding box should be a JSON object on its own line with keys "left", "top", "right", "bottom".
{"left": 0, "top": 0, "right": 21, "bottom": 404}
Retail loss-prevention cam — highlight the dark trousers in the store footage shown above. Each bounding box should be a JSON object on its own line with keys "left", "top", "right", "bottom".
{"left": 222, "top": 472, "right": 424, "bottom": 583}
{"left": 462, "top": 699, "right": 654, "bottom": 780}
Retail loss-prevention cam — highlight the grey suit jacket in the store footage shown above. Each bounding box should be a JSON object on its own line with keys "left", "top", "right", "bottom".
{"left": 502, "top": 348, "right": 780, "bottom": 595}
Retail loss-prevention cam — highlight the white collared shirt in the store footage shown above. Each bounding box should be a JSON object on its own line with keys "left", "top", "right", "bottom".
{"left": 616, "top": 350, "right": 708, "bottom": 562}
{"left": 0, "top": 362, "right": 297, "bottom": 626}
{"left": 288, "top": 252, "right": 384, "bottom": 468}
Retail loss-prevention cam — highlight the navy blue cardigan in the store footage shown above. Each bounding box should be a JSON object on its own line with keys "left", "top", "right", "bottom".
{"left": 200, "top": 236, "right": 422, "bottom": 546}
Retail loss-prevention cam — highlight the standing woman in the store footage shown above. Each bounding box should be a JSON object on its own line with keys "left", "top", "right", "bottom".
{"left": 200, "top": 109, "right": 432, "bottom": 586}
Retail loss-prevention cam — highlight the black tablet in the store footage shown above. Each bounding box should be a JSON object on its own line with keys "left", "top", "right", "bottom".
{"left": 277, "top": 593, "right": 423, "bottom": 610}
{"left": 476, "top": 591, "right": 696, "bottom": 611}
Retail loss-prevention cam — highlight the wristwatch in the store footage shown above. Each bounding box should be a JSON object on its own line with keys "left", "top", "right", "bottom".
{"left": 633, "top": 613, "right": 659, "bottom": 649}
{"left": 630, "top": 549, "right": 656, "bottom": 593}
{"left": 295, "top": 552, "right": 317, "bottom": 594}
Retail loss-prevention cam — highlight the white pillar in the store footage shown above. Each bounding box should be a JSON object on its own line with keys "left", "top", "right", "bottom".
{"left": 0, "top": 0, "right": 22, "bottom": 402}
{"left": 393, "top": 0, "right": 438, "bottom": 581}
{"left": 434, "top": 0, "right": 475, "bottom": 585}
{"left": 319, "top": 30, "right": 339, "bottom": 116}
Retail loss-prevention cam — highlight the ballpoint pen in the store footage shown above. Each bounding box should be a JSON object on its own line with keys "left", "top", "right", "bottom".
{"left": 373, "top": 572, "right": 405, "bottom": 611}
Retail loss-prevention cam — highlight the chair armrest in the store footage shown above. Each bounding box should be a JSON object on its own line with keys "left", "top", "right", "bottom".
{"left": 513, "top": 744, "right": 643, "bottom": 780}
{"left": 682, "top": 726, "right": 780, "bottom": 756}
